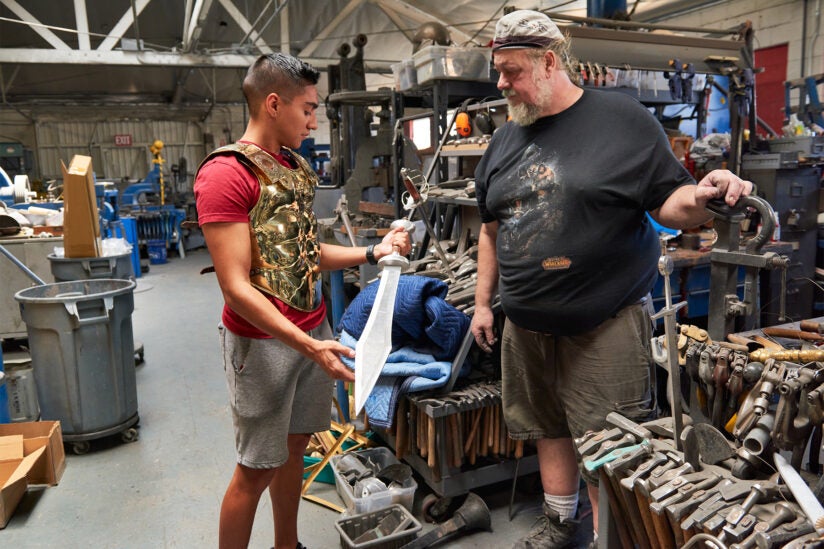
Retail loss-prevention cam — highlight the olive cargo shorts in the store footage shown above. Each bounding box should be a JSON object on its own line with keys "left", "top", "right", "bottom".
{"left": 501, "top": 302, "right": 654, "bottom": 485}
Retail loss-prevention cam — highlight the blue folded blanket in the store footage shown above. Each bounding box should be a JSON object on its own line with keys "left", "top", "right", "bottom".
{"left": 338, "top": 275, "right": 469, "bottom": 361}
{"left": 338, "top": 275, "right": 471, "bottom": 427}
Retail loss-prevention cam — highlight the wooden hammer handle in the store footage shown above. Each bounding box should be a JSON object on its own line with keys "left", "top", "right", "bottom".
{"left": 762, "top": 326, "right": 824, "bottom": 341}
{"left": 800, "top": 319, "right": 824, "bottom": 334}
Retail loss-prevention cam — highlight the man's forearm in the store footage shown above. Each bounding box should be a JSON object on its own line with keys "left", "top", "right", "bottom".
{"left": 652, "top": 184, "right": 712, "bottom": 230}
{"left": 474, "top": 223, "right": 499, "bottom": 309}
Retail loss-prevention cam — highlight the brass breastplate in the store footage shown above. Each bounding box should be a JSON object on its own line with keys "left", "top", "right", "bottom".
{"left": 203, "top": 142, "right": 321, "bottom": 311}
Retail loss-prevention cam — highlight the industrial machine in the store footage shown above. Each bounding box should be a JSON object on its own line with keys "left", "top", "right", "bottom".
{"left": 118, "top": 140, "right": 187, "bottom": 261}
{"left": 0, "top": 166, "right": 35, "bottom": 207}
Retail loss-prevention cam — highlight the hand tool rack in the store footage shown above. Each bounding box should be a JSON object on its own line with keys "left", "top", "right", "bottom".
{"left": 375, "top": 378, "right": 539, "bottom": 498}
{"left": 587, "top": 411, "right": 824, "bottom": 549}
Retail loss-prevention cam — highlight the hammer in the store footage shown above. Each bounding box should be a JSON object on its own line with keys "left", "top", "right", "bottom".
{"left": 800, "top": 319, "right": 824, "bottom": 334}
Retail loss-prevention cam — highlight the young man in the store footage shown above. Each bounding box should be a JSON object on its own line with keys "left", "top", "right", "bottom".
{"left": 469, "top": 10, "right": 752, "bottom": 548}
{"left": 194, "top": 53, "right": 410, "bottom": 549}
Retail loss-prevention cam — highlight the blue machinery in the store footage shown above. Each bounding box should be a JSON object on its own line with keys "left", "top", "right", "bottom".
{"left": 785, "top": 73, "right": 824, "bottom": 128}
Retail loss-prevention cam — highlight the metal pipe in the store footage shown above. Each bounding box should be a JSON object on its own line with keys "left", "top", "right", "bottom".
{"left": 810, "top": 0, "right": 822, "bottom": 77}
{"left": 130, "top": 0, "right": 143, "bottom": 51}
{"left": 0, "top": 243, "right": 46, "bottom": 286}
{"left": 803, "top": 0, "right": 809, "bottom": 78}
{"left": 546, "top": 10, "right": 739, "bottom": 36}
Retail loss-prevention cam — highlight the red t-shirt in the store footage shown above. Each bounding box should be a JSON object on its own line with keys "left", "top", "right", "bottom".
{"left": 194, "top": 144, "right": 326, "bottom": 338}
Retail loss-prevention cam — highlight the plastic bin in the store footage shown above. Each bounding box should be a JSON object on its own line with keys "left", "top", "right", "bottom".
{"left": 390, "top": 59, "right": 417, "bottom": 91}
{"left": 413, "top": 45, "right": 490, "bottom": 85}
{"left": 335, "top": 504, "right": 421, "bottom": 549}
{"left": 14, "top": 279, "right": 139, "bottom": 447}
{"left": 147, "top": 239, "right": 167, "bottom": 264}
{"left": 330, "top": 447, "right": 417, "bottom": 515}
{"left": 48, "top": 252, "right": 135, "bottom": 282}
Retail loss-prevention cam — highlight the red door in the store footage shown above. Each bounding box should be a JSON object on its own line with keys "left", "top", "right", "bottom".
{"left": 754, "top": 44, "right": 788, "bottom": 137}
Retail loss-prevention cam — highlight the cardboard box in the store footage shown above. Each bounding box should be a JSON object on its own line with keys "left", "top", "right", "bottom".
{"left": 0, "top": 421, "right": 65, "bottom": 486}
{"left": 62, "top": 154, "right": 101, "bottom": 258}
{"left": 0, "top": 434, "right": 46, "bottom": 528}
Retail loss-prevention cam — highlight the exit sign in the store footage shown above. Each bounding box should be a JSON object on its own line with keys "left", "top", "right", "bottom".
{"left": 114, "top": 134, "right": 132, "bottom": 146}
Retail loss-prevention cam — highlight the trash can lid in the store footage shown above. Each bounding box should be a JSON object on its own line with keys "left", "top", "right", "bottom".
{"left": 14, "top": 278, "right": 136, "bottom": 303}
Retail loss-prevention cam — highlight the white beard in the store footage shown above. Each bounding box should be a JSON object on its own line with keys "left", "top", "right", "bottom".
{"left": 504, "top": 70, "right": 554, "bottom": 126}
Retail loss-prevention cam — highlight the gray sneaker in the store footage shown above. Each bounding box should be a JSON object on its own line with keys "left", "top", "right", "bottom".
{"left": 512, "top": 502, "right": 580, "bottom": 549}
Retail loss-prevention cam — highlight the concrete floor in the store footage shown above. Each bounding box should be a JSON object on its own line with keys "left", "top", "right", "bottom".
{"left": 2, "top": 247, "right": 593, "bottom": 548}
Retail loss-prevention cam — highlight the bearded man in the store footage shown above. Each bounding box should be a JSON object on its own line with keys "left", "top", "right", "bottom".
{"left": 469, "top": 10, "right": 752, "bottom": 548}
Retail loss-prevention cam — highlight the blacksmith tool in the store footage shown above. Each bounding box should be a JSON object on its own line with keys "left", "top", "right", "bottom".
{"left": 399, "top": 167, "right": 456, "bottom": 282}
{"left": 800, "top": 319, "right": 824, "bottom": 334}
{"left": 400, "top": 492, "right": 491, "bottom": 548}
{"left": 603, "top": 443, "right": 655, "bottom": 549}
{"left": 584, "top": 433, "right": 638, "bottom": 464}
{"left": 761, "top": 326, "right": 824, "bottom": 342}
{"left": 605, "top": 412, "right": 653, "bottom": 440}
{"left": 650, "top": 234, "right": 687, "bottom": 448}
{"left": 730, "top": 501, "right": 799, "bottom": 549}
{"left": 681, "top": 490, "right": 736, "bottom": 542}
{"left": 693, "top": 422, "right": 735, "bottom": 465}
{"left": 584, "top": 440, "right": 650, "bottom": 472}
{"left": 650, "top": 472, "right": 722, "bottom": 548}
{"left": 576, "top": 427, "right": 625, "bottom": 457}
{"left": 752, "top": 515, "right": 815, "bottom": 548}
{"left": 705, "top": 195, "right": 789, "bottom": 340}
{"left": 727, "top": 502, "right": 797, "bottom": 548}
{"left": 668, "top": 479, "right": 736, "bottom": 547}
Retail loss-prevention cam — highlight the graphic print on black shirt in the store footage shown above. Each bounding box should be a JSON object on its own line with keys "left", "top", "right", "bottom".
{"left": 496, "top": 143, "right": 568, "bottom": 262}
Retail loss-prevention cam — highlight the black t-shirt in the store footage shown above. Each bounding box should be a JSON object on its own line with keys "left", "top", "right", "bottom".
{"left": 475, "top": 88, "right": 694, "bottom": 335}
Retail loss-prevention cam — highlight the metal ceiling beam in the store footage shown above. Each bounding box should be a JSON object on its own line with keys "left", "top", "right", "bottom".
{"left": 280, "top": 3, "right": 290, "bottom": 53}
{"left": 97, "top": 0, "right": 151, "bottom": 52}
{"left": 1, "top": 0, "right": 71, "bottom": 50}
{"left": 183, "top": 0, "right": 194, "bottom": 44}
{"left": 299, "top": 0, "right": 365, "bottom": 57}
{"left": 0, "top": 48, "right": 395, "bottom": 70}
{"left": 73, "top": 0, "right": 90, "bottom": 50}
{"left": 372, "top": 0, "right": 477, "bottom": 46}
{"left": 184, "top": 0, "right": 207, "bottom": 50}
{"left": 375, "top": 4, "right": 416, "bottom": 43}
{"left": 0, "top": 65, "right": 21, "bottom": 102}
{"left": 217, "top": 0, "right": 273, "bottom": 54}
{"left": 238, "top": 0, "right": 288, "bottom": 48}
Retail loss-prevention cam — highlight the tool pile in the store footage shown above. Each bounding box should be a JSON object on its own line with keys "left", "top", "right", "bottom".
{"left": 390, "top": 381, "right": 524, "bottom": 481}
{"left": 579, "top": 412, "right": 824, "bottom": 548}
{"left": 584, "top": 321, "right": 824, "bottom": 547}
{"left": 672, "top": 324, "right": 824, "bottom": 478}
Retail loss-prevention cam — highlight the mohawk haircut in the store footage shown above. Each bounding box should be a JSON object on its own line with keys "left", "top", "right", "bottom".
{"left": 242, "top": 53, "right": 320, "bottom": 116}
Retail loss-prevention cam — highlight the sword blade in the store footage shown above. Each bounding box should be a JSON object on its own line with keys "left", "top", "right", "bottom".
{"left": 354, "top": 263, "right": 402, "bottom": 416}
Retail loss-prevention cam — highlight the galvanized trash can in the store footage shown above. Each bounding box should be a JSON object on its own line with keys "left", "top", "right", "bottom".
{"left": 14, "top": 279, "right": 139, "bottom": 454}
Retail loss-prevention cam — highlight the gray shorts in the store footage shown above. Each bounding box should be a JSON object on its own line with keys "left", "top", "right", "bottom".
{"left": 501, "top": 302, "right": 654, "bottom": 484}
{"left": 219, "top": 322, "right": 335, "bottom": 469}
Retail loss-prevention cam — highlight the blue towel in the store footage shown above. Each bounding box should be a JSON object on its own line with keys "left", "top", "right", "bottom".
{"left": 338, "top": 275, "right": 469, "bottom": 361}
{"left": 338, "top": 275, "right": 471, "bottom": 428}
